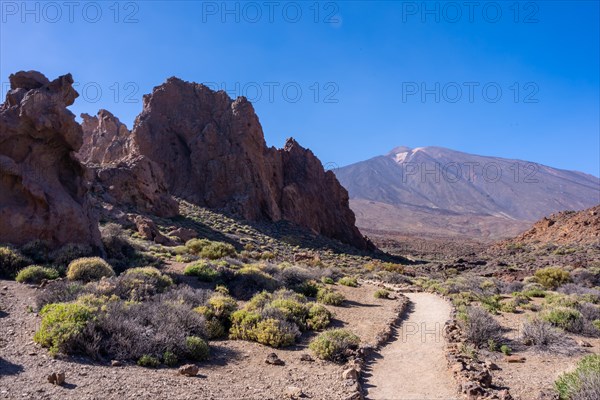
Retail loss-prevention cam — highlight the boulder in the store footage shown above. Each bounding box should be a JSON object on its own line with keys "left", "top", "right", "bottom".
{"left": 0, "top": 71, "right": 101, "bottom": 248}
{"left": 47, "top": 371, "right": 65, "bottom": 385}
{"left": 178, "top": 364, "right": 199, "bottom": 377}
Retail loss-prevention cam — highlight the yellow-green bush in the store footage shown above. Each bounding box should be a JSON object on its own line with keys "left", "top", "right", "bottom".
{"left": 229, "top": 310, "right": 262, "bottom": 341}
{"left": 306, "top": 303, "right": 332, "bottom": 330}
{"left": 316, "top": 288, "right": 345, "bottom": 306}
{"left": 534, "top": 267, "right": 571, "bottom": 289}
{"left": 253, "top": 318, "right": 299, "bottom": 347}
{"left": 183, "top": 262, "right": 220, "bottom": 281}
{"left": 15, "top": 266, "right": 59, "bottom": 284}
{"left": 185, "top": 239, "right": 236, "bottom": 259}
{"left": 185, "top": 336, "right": 210, "bottom": 361}
{"left": 543, "top": 307, "right": 584, "bottom": 333}
{"left": 162, "top": 351, "right": 178, "bottom": 367}
{"left": 0, "top": 246, "right": 31, "bottom": 277}
{"left": 555, "top": 355, "right": 600, "bottom": 400}
{"left": 309, "top": 329, "right": 360, "bottom": 361}
{"left": 125, "top": 267, "right": 173, "bottom": 290}
{"left": 374, "top": 289, "right": 391, "bottom": 299}
{"left": 66, "top": 257, "right": 115, "bottom": 282}
{"left": 33, "top": 302, "right": 95, "bottom": 355}
{"left": 338, "top": 276, "right": 358, "bottom": 287}
{"left": 207, "top": 294, "right": 238, "bottom": 319}
{"left": 137, "top": 354, "right": 160, "bottom": 368}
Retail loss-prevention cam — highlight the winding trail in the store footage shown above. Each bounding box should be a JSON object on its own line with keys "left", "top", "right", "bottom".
{"left": 365, "top": 292, "right": 458, "bottom": 400}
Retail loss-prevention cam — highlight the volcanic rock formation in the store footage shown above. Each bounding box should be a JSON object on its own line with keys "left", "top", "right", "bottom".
{"left": 80, "top": 77, "right": 369, "bottom": 249}
{"left": 0, "top": 71, "right": 101, "bottom": 248}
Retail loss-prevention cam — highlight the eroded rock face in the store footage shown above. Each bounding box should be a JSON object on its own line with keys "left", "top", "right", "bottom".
{"left": 0, "top": 71, "right": 101, "bottom": 248}
{"left": 130, "top": 78, "right": 370, "bottom": 249}
{"left": 78, "top": 110, "right": 178, "bottom": 218}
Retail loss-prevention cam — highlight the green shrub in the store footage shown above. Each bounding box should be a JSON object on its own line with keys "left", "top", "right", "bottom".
{"left": 500, "top": 345, "right": 512, "bottom": 355}
{"left": 535, "top": 267, "right": 571, "bottom": 289}
{"left": 253, "top": 318, "right": 299, "bottom": 348}
{"left": 16, "top": 266, "right": 59, "bottom": 284}
{"left": 309, "top": 329, "right": 360, "bottom": 362}
{"left": 207, "top": 294, "right": 238, "bottom": 319}
{"left": 33, "top": 302, "right": 95, "bottom": 355}
{"left": 594, "top": 320, "right": 600, "bottom": 331}
{"left": 543, "top": 307, "right": 584, "bottom": 333}
{"left": 20, "top": 240, "right": 52, "bottom": 263}
{"left": 338, "top": 277, "right": 358, "bottom": 287}
{"left": 49, "top": 243, "right": 93, "bottom": 269}
{"left": 321, "top": 276, "right": 334, "bottom": 285}
{"left": 185, "top": 239, "right": 235, "bottom": 259}
{"left": 229, "top": 310, "right": 262, "bottom": 341}
{"left": 185, "top": 336, "right": 210, "bottom": 361}
{"left": 137, "top": 354, "right": 160, "bottom": 368}
{"left": 66, "top": 257, "right": 115, "bottom": 282}
{"left": 500, "top": 299, "right": 518, "bottom": 313}
{"left": 124, "top": 267, "right": 173, "bottom": 290}
{"left": 523, "top": 287, "right": 547, "bottom": 298}
{"left": 480, "top": 295, "right": 502, "bottom": 314}
{"left": 487, "top": 339, "right": 497, "bottom": 352}
{"left": 162, "top": 351, "right": 178, "bottom": 367}
{"left": 270, "top": 298, "right": 309, "bottom": 329}
{"left": 306, "top": 303, "right": 332, "bottom": 330}
{"left": 555, "top": 355, "right": 600, "bottom": 400}
{"left": 374, "top": 289, "right": 391, "bottom": 299}
{"left": 295, "top": 280, "right": 320, "bottom": 297}
{"left": 184, "top": 262, "right": 219, "bottom": 281}
{"left": 317, "top": 288, "right": 345, "bottom": 306}
{"left": 0, "top": 246, "right": 31, "bottom": 278}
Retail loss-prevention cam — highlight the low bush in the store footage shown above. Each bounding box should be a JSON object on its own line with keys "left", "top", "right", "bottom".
{"left": 225, "top": 266, "right": 280, "bottom": 300}
{"left": 66, "top": 257, "right": 115, "bottom": 282}
{"left": 459, "top": 306, "right": 503, "bottom": 348}
{"left": 253, "top": 318, "right": 299, "bottom": 348}
{"left": 123, "top": 267, "right": 173, "bottom": 292}
{"left": 309, "top": 329, "right": 360, "bottom": 362}
{"left": 321, "top": 276, "right": 334, "bottom": 285}
{"left": 0, "top": 246, "right": 31, "bottom": 278}
{"left": 374, "top": 289, "right": 392, "bottom": 299}
{"left": 521, "top": 316, "right": 562, "bottom": 349}
{"left": 229, "top": 309, "right": 262, "bottom": 341}
{"left": 185, "top": 239, "right": 235, "bottom": 259}
{"left": 33, "top": 302, "right": 96, "bottom": 356}
{"left": 137, "top": 354, "right": 160, "bottom": 368}
{"left": 500, "top": 299, "right": 518, "bottom": 313}
{"left": 306, "top": 303, "right": 332, "bottom": 330}
{"left": 338, "top": 276, "right": 358, "bottom": 287}
{"left": 20, "top": 240, "right": 52, "bottom": 264}
{"left": 162, "top": 351, "right": 178, "bottom": 367}
{"left": 500, "top": 344, "right": 512, "bottom": 355}
{"left": 16, "top": 266, "right": 59, "bottom": 284}
{"left": 184, "top": 262, "right": 220, "bottom": 282}
{"left": 316, "top": 288, "right": 344, "bottom": 306}
{"left": 555, "top": 355, "right": 600, "bottom": 400}
{"left": 535, "top": 267, "right": 571, "bottom": 289}
{"left": 543, "top": 307, "right": 584, "bottom": 333}
{"left": 480, "top": 295, "right": 502, "bottom": 314}
{"left": 185, "top": 336, "right": 210, "bottom": 361}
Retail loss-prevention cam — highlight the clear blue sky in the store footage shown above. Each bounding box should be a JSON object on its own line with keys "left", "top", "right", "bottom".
{"left": 1, "top": 1, "right": 598, "bottom": 176}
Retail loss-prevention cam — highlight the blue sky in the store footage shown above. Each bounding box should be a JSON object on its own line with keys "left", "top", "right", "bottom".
{"left": 1, "top": 1, "right": 598, "bottom": 176}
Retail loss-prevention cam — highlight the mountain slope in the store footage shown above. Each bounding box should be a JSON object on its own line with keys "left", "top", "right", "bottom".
{"left": 335, "top": 146, "right": 600, "bottom": 239}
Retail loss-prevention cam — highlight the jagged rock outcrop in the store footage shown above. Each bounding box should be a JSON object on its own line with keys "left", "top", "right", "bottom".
{"left": 128, "top": 77, "right": 370, "bottom": 249}
{"left": 0, "top": 71, "right": 101, "bottom": 248}
{"left": 507, "top": 205, "right": 600, "bottom": 246}
{"left": 77, "top": 110, "right": 178, "bottom": 218}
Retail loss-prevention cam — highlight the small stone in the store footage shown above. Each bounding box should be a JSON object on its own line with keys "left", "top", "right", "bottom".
{"left": 341, "top": 368, "right": 358, "bottom": 381}
{"left": 505, "top": 355, "right": 526, "bottom": 363}
{"left": 577, "top": 340, "right": 592, "bottom": 347}
{"left": 47, "top": 372, "right": 65, "bottom": 385}
{"left": 178, "top": 364, "right": 199, "bottom": 377}
{"left": 265, "top": 353, "right": 285, "bottom": 366}
{"left": 285, "top": 386, "right": 304, "bottom": 399}
{"left": 484, "top": 360, "right": 499, "bottom": 370}
{"left": 111, "top": 360, "right": 122, "bottom": 367}
{"left": 300, "top": 354, "right": 314, "bottom": 362}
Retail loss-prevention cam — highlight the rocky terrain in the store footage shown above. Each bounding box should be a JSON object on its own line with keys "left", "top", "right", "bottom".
{"left": 335, "top": 146, "right": 600, "bottom": 240}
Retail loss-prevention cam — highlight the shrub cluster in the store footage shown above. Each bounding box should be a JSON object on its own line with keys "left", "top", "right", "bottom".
{"left": 534, "top": 267, "right": 571, "bottom": 289}
{"left": 309, "top": 329, "right": 360, "bottom": 362}
{"left": 185, "top": 239, "right": 236, "bottom": 260}
{"left": 338, "top": 276, "right": 358, "bottom": 287}
{"left": 229, "top": 290, "right": 332, "bottom": 347}
{"left": 555, "top": 355, "right": 600, "bottom": 400}
{"left": 316, "top": 287, "right": 345, "bottom": 306}
{"left": 184, "top": 262, "right": 220, "bottom": 281}
{"left": 0, "top": 246, "right": 32, "bottom": 278}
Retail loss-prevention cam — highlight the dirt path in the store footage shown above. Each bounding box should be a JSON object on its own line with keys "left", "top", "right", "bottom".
{"left": 365, "top": 292, "right": 458, "bottom": 400}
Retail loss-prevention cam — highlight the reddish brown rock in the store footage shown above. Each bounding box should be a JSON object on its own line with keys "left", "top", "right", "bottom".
{"left": 0, "top": 71, "right": 101, "bottom": 248}
{"left": 130, "top": 78, "right": 371, "bottom": 249}
{"left": 78, "top": 110, "right": 178, "bottom": 218}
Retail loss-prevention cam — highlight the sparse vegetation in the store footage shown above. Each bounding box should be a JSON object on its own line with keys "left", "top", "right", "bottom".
{"left": 374, "top": 289, "right": 391, "bottom": 299}
{"left": 0, "top": 246, "right": 31, "bottom": 278}
{"left": 459, "top": 306, "right": 503, "bottom": 348}
{"left": 555, "top": 355, "right": 600, "bottom": 400}
{"left": 535, "top": 267, "right": 571, "bottom": 289}
{"left": 316, "top": 287, "right": 345, "bottom": 306}
{"left": 338, "top": 276, "right": 358, "bottom": 287}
